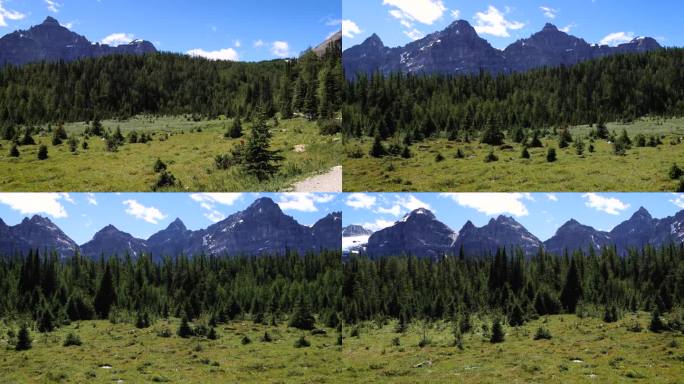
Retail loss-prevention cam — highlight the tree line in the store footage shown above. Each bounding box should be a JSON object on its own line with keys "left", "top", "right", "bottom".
{"left": 342, "top": 244, "right": 684, "bottom": 328}
{"left": 0, "top": 250, "right": 342, "bottom": 334}
{"left": 343, "top": 49, "right": 684, "bottom": 143}
{"left": 0, "top": 40, "right": 342, "bottom": 128}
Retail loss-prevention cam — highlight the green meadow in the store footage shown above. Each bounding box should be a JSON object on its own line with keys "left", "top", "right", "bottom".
{"left": 0, "top": 318, "right": 343, "bottom": 384}
{"left": 343, "top": 117, "right": 684, "bottom": 192}
{"left": 0, "top": 116, "right": 341, "bottom": 192}
{"left": 343, "top": 313, "right": 684, "bottom": 383}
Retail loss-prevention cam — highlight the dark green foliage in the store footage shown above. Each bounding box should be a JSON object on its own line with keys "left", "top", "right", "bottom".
{"left": 127, "top": 131, "right": 138, "bottom": 144}
{"left": 546, "top": 148, "right": 557, "bottom": 162}
{"left": 588, "top": 143, "right": 595, "bottom": 153}
{"left": 153, "top": 158, "right": 167, "bottom": 173}
{"left": 391, "top": 336, "right": 400, "bottom": 346}
{"left": 63, "top": 333, "right": 82, "bottom": 347}
{"left": 558, "top": 128, "right": 571, "bottom": 148}
{"left": 574, "top": 138, "right": 585, "bottom": 155}
{"left": 521, "top": 146, "right": 530, "bottom": 159}
{"left": 68, "top": 136, "right": 78, "bottom": 153}
{"left": 52, "top": 124, "right": 67, "bottom": 145}
{"left": 369, "top": 136, "right": 387, "bottom": 158}
{"left": 528, "top": 131, "right": 543, "bottom": 148}
{"left": 481, "top": 125, "right": 504, "bottom": 146}
{"left": 152, "top": 171, "right": 179, "bottom": 191}
{"left": 0, "top": 47, "right": 341, "bottom": 125}
{"left": 243, "top": 110, "right": 283, "bottom": 181}
{"left": 15, "top": 324, "right": 31, "bottom": 351}
{"left": 435, "top": 153, "right": 445, "bottom": 162}
{"left": 490, "top": 319, "right": 505, "bottom": 343}
{"left": 19, "top": 127, "right": 35, "bottom": 145}
{"left": 81, "top": 141, "right": 88, "bottom": 150}
{"left": 93, "top": 265, "right": 116, "bottom": 319}
{"left": 294, "top": 335, "right": 310, "bottom": 348}
{"left": 509, "top": 302, "right": 526, "bottom": 326}
{"left": 260, "top": 331, "right": 272, "bottom": 342}
{"left": 136, "top": 312, "right": 151, "bottom": 328}
{"left": 603, "top": 305, "right": 620, "bottom": 323}
{"left": 669, "top": 163, "right": 683, "bottom": 180}
{"left": 596, "top": 122, "right": 610, "bottom": 139}
{"left": 533, "top": 326, "right": 552, "bottom": 340}
{"left": 37, "top": 145, "right": 48, "bottom": 160}
{"left": 289, "top": 297, "right": 316, "bottom": 330}
{"left": 560, "top": 258, "right": 582, "bottom": 313}
{"left": 484, "top": 150, "right": 498, "bottom": 163}
{"left": 37, "top": 306, "right": 55, "bottom": 332}
{"left": 177, "top": 316, "right": 194, "bottom": 338}
{"left": 318, "top": 119, "right": 341, "bottom": 135}
{"left": 676, "top": 178, "right": 684, "bottom": 193}
{"left": 226, "top": 118, "right": 243, "bottom": 139}
{"left": 649, "top": 309, "right": 667, "bottom": 333}
{"left": 9, "top": 144, "right": 19, "bottom": 157}
{"left": 456, "top": 148, "right": 465, "bottom": 159}
{"left": 627, "top": 321, "right": 642, "bottom": 333}
{"left": 401, "top": 145, "right": 412, "bottom": 159}
{"left": 241, "top": 335, "right": 252, "bottom": 345}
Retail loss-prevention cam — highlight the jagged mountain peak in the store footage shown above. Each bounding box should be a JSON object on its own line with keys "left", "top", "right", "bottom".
{"left": 167, "top": 218, "right": 187, "bottom": 230}
{"left": 444, "top": 19, "right": 478, "bottom": 35}
{"left": 42, "top": 16, "right": 60, "bottom": 26}
{"left": 402, "top": 208, "right": 436, "bottom": 221}
{"left": 631, "top": 207, "right": 652, "bottom": 219}
{"left": 542, "top": 23, "right": 559, "bottom": 32}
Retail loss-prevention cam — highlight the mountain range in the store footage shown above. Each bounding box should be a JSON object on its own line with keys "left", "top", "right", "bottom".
{"left": 0, "top": 16, "right": 156, "bottom": 67}
{"left": 343, "top": 20, "right": 662, "bottom": 79}
{"left": 0, "top": 198, "right": 341, "bottom": 259}
{"left": 360, "top": 207, "right": 684, "bottom": 259}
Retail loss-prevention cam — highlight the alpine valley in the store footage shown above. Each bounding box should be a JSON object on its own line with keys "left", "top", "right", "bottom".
{"left": 344, "top": 206, "right": 684, "bottom": 258}
{"left": 0, "top": 197, "right": 341, "bottom": 259}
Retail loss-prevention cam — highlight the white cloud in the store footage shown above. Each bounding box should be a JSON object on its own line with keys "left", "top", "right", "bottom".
{"left": 86, "top": 193, "right": 98, "bottom": 206}
{"left": 101, "top": 33, "right": 135, "bottom": 46}
{"left": 404, "top": 28, "right": 424, "bottom": 40}
{"left": 234, "top": 39, "right": 241, "bottom": 48}
{"left": 254, "top": 39, "right": 265, "bottom": 48}
{"left": 546, "top": 193, "right": 558, "bottom": 202}
{"left": 342, "top": 19, "right": 362, "bottom": 39}
{"left": 45, "top": 0, "right": 61, "bottom": 13}
{"left": 376, "top": 205, "right": 401, "bottom": 216}
{"left": 582, "top": 193, "right": 630, "bottom": 215}
{"left": 277, "top": 193, "right": 335, "bottom": 212}
{"left": 539, "top": 6, "right": 557, "bottom": 19}
{"left": 63, "top": 21, "right": 74, "bottom": 29}
{"left": 271, "top": 41, "right": 290, "bottom": 58}
{"left": 0, "top": 1, "right": 26, "bottom": 27}
{"left": 383, "top": 0, "right": 446, "bottom": 25}
{"left": 362, "top": 218, "right": 396, "bottom": 232}
{"left": 450, "top": 9, "right": 460, "bottom": 19}
{"left": 346, "top": 193, "right": 377, "bottom": 210}
{"left": 396, "top": 194, "right": 431, "bottom": 211}
{"left": 60, "top": 193, "right": 76, "bottom": 204}
{"left": 190, "top": 193, "right": 243, "bottom": 222}
{"left": 600, "top": 31, "right": 634, "bottom": 46}
{"left": 123, "top": 200, "right": 166, "bottom": 224}
{"left": 560, "top": 23, "right": 575, "bottom": 33}
{"left": 187, "top": 48, "right": 239, "bottom": 61}
{"left": 0, "top": 193, "right": 69, "bottom": 218}
{"left": 473, "top": 5, "right": 524, "bottom": 37}
{"left": 440, "top": 193, "right": 532, "bottom": 217}
{"left": 369, "top": 194, "right": 432, "bottom": 216}
{"left": 670, "top": 194, "right": 684, "bottom": 209}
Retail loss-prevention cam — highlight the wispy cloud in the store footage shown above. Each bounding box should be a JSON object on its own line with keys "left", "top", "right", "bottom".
{"left": 0, "top": 193, "right": 69, "bottom": 218}
{"left": 271, "top": 41, "right": 290, "bottom": 58}
{"left": 101, "top": 33, "right": 134, "bottom": 45}
{"left": 600, "top": 31, "right": 634, "bottom": 46}
{"left": 582, "top": 193, "right": 630, "bottom": 215}
{"left": 45, "top": 0, "right": 61, "bottom": 13}
{"left": 187, "top": 48, "right": 239, "bottom": 61}
{"left": 342, "top": 19, "right": 362, "bottom": 39}
{"left": 277, "top": 193, "right": 335, "bottom": 212}
{"left": 440, "top": 193, "right": 532, "bottom": 217}
{"left": 123, "top": 200, "right": 166, "bottom": 224}
{"left": 190, "top": 193, "right": 243, "bottom": 223}
{"left": 0, "top": 1, "right": 26, "bottom": 27}
{"left": 539, "top": 6, "right": 558, "bottom": 19}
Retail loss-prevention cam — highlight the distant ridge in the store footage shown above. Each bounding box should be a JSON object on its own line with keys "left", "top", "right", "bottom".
{"left": 0, "top": 16, "right": 157, "bottom": 67}
{"left": 343, "top": 20, "right": 662, "bottom": 78}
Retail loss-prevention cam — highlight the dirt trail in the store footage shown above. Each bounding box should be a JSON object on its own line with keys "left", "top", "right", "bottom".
{"left": 291, "top": 166, "right": 342, "bottom": 192}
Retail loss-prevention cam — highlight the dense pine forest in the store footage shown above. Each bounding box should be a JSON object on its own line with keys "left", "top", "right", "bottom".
{"left": 0, "top": 250, "right": 342, "bottom": 333}
{"left": 342, "top": 245, "right": 684, "bottom": 328}
{"left": 343, "top": 49, "right": 684, "bottom": 142}
{"left": 0, "top": 41, "right": 342, "bottom": 127}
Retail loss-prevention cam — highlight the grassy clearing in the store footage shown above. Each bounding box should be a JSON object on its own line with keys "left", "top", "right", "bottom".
{"left": 343, "top": 117, "right": 684, "bottom": 192}
{"left": 0, "top": 115, "right": 341, "bottom": 192}
{"left": 0, "top": 318, "right": 343, "bottom": 383}
{"left": 343, "top": 313, "right": 684, "bottom": 383}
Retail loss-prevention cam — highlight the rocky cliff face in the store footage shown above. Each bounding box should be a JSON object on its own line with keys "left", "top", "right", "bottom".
{"left": 454, "top": 216, "right": 542, "bottom": 257}
{"left": 80, "top": 225, "right": 148, "bottom": 259}
{"left": 543, "top": 219, "right": 612, "bottom": 255}
{"left": 0, "top": 216, "right": 79, "bottom": 258}
{"left": 0, "top": 17, "right": 156, "bottom": 67}
{"left": 344, "top": 20, "right": 662, "bottom": 78}
{"left": 312, "top": 30, "right": 342, "bottom": 57}
{"left": 342, "top": 225, "right": 373, "bottom": 237}
{"left": 366, "top": 208, "right": 456, "bottom": 259}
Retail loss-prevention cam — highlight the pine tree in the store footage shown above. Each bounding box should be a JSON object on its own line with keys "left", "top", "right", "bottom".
{"left": 91, "top": 117, "right": 103, "bottom": 136}
{"left": 9, "top": 144, "right": 19, "bottom": 157}
{"left": 560, "top": 258, "right": 582, "bottom": 313}
{"left": 242, "top": 109, "right": 283, "bottom": 181}
{"left": 15, "top": 324, "right": 32, "bottom": 351}
{"left": 289, "top": 296, "right": 315, "bottom": 330}
{"left": 481, "top": 124, "right": 504, "bottom": 146}
{"left": 369, "top": 136, "right": 386, "bottom": 158}
{"left": 528, "top": 131, "right": 543, "bottom": 147}
{"left": 93, "top": 265, "right": 116, "bottom": 319}
{"left": 226, "top": 117, "right": 243, "bottom": 138}
{"left": 669, "top": 163, "right": 683, "bottom": 180}
{"left": 546, "top": 148, "right": 557, "bottom": 162}
{"left": 19, "top": 127, "right": 35, "bottom": 145}
{"left": 490, "top": 319, "right": 505, "bottom": 343}
{"left": 177, "top": 315, "right": 194, "bottom": 338}
{"left": 649, "top": 309, "right": 667, "bottom": 333}
{"left": 521, "top": 146, "right": 530, "bottom": 159}
{"left": 37, "top": 145, "right": 48, "bottom": 160}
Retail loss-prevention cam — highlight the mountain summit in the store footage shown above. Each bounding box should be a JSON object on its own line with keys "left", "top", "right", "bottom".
{"left": 343, "top": 20, "right": 662, "bottom": 78}
{"left": 0, "top": 17, "right": 157, "bottom": 67}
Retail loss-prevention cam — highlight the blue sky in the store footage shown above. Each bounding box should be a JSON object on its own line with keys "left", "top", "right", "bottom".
{"left": 0, "top": 193, "right": 344, "bottom": 244}
{"left": 343, "top": 193, "right": 684, "bottom": 241}
{"left": 342, "top": 0, "right": 681, "bottom": 49}
{"left": 0, "top": 0, "right": 341, "bottom": 61}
